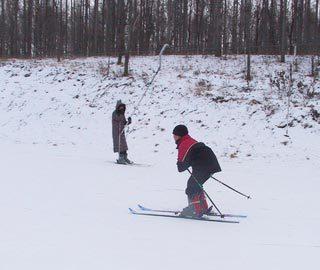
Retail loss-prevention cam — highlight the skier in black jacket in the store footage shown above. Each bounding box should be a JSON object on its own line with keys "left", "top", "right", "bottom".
{"left": 173, "top": 125, "right": 221, "bottom": 217}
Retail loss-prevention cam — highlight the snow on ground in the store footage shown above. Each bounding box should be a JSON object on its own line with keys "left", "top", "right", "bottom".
{"left": 0, "top": 55, "right": 320, "bottom": 270}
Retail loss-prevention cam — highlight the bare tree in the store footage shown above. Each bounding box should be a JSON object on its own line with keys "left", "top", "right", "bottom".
{"left": 0, "top": 0, "right": 6, "bottom": 57}
{"left": 280, "top": 0, "right": 287, "bottom": 62}
{"left": 1, "top": 0, "right": 320, "bottom": 58}
{"left": 117, "top": 0, "right": 126, "bottom": 64}
{"left": 231, "top": 0, "right": 239, "bottom": 54}
{"left": 92, "top": 0, "right": 99, "bottom": 54}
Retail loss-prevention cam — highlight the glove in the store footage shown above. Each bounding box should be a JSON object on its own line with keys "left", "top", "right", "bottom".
{"left": 127, "top": 117, "right": 132, "bottom": 125}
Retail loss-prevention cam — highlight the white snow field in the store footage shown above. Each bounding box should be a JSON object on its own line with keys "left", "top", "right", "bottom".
{"left": 1, "top": 55, "right": 320, "bottom": 270}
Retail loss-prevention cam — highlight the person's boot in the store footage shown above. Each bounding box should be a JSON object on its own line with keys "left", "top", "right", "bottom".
{"left": 117, "top": 153, "right": 127, "bottom": 164}
{"left": 179, "top": 197, "right": 194, "bottom": 217}
{"left": 179, "top": 194, "right": 203, "bottom": 218}
{"left": 124, "top": 152, "right": 133, "bottom": 164}
{"left": 179, "top": 205, "right": 197, "bottom": 218}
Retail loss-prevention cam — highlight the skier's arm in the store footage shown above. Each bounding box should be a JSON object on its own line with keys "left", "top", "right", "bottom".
{"left": 177, "top": 161, "right": 189, "bottom": 172}
{"left": 123, "top": 116, "right": 132, "bottom": 126}
{"left": 177, "top": 152, "right": 191, "bottom": 172}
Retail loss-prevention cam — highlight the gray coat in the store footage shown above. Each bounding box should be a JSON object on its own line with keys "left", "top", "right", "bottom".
{"left": 112, "top": 100, "right": 128, "bottom": 153}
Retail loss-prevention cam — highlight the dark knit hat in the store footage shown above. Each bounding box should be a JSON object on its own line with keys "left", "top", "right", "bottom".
{"left": 172, "top": 125, "right": 188, "bottom": 137}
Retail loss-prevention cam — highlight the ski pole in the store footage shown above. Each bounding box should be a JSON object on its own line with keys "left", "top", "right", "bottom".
{"left": 187, "top": 169, "right": 223, "bottom": 217}
{"left": 121, "top": 44, "right": 169, "bottom": 136}
{"left": 147, "top": 44, "right": 169, "bottom": 86}
{"left": 210, "top": 175, "right": 251, "bottom": 199}
{"left": 131, "top": 43, "right": 169, "bottom": 118}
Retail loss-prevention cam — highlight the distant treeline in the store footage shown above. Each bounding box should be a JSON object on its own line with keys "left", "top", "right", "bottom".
{"left": 0, "top": 0, "right": 319, "bottom": 59}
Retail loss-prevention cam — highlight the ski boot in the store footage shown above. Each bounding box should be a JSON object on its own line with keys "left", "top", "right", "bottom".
{"left": 179, "top": 194, "right": 202, "bottom": 218}
{"left": 124, "top": 152, "right": 133, "bottom": 164}
{"left": 117, "top": 153, "right": 127, "bottom": 165}
{"left": 180, "top": 193, "right": 210, "bottom": 218}
{"left": 179, "top": 205, "right": 198, "bottom": 218}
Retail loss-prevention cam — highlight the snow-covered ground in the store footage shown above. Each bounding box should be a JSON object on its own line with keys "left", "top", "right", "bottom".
{"left": 0, "top": 55, "right": 319, "bottom": 270}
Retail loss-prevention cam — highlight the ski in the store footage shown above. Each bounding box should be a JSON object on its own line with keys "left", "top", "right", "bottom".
{"left": 129, "top": 208, "right": 239, "bottom": 223}
{"left": 138, "top": 204, "right": 247, "bottom": 219}
{"left": 117, "top": 162, "right": 151, "bottom": 167}
{"left": 106, "top": 160, "right": 151, "bottom": 167}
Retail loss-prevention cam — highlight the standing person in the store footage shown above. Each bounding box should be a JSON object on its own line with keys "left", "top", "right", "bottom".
{"left": 173, "top": 125, "right": 221, "bottom": 218}
{"left": 112, "top": 100, "right": 132, "bottom": 164}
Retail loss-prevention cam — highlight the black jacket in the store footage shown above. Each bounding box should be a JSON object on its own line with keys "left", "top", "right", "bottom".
{"left": 177, "top": 142, "right": 221, "bottom": 174}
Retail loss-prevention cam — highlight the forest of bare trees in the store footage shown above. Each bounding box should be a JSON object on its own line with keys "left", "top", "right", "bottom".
{"left": 0, "top": 0, "right": 320, "bottom": 59}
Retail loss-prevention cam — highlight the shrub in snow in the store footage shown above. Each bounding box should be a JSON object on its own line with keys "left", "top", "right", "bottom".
{"left": 311, "top": 108, "right": 320, "bottom": 123}
{"left": 194, "top": 79, "right": 213, "bottom": 96}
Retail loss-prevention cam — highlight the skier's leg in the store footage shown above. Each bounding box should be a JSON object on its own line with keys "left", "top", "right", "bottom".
{"left": 117, "top": 152, "right": 127, "bottom": 164}
{"left": 185, "top": 171, "right": 211, "bottom": 217}
{"left": 180, "top": 177, "right": 203, "bottom": 217}
{"left": 191, "top": 193, "right": 203, "bottom": 216}
{"left": 199, "top": 191, "right": 209, "bottom": 214}
{"left": 123, "top": 151, "right": 133, "bottom": 164}
{"left": 196, "top": 172, "right": 212, "bottom": 214}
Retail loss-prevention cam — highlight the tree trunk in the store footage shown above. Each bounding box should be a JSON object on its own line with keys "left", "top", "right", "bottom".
{"left": 117, "top": 0, "right": 125, "bottom": 64}
{"left": 244, "top": 0, "right": 251, "bottom": 54}
{"left": 212, "top": 0, "right": 223, "bottom": 57}
{"left": 280, "top": 0, "right": 287, "bottom": 62}
{"left": 0, "top": 0, "right": 5, "bottom": 56}
{"left": 93, "top": 0, "right": 99, "bottom": 55}
{"left": 231, "top": 0, "right": 239, "bottom": 54}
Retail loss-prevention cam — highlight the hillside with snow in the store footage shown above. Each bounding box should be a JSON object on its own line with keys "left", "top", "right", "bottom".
{"left": 1, "top": 55, "right": 320, "bottom": 157}
{"left": 1, "top": 55, "right": 319, "bottom": 270}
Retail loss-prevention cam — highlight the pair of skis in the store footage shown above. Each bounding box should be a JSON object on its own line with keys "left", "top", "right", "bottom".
{"left": 117, "top": 162, "right": 151, "bottom": 168}
{"left": 129, "top": 204, "right": 247, "bottom": 223}
{"left": 107, "top": 160, "right": 151, "bottom": 167}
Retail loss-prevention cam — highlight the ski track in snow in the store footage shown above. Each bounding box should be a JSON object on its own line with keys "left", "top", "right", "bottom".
{"left": 0, "top": 55, "right": 320, "bottom": 270}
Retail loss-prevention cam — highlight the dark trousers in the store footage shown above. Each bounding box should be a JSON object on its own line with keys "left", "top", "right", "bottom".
{"left": 185, "top": 170, "right": 211, "bottom": 198}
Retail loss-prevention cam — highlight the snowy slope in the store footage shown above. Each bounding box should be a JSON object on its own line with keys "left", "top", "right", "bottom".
{"left": 1, "top": 55, "right": 319, "bottom": 158}
{"left": 0, "top": 55, "right": 320, "bottom": 270}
